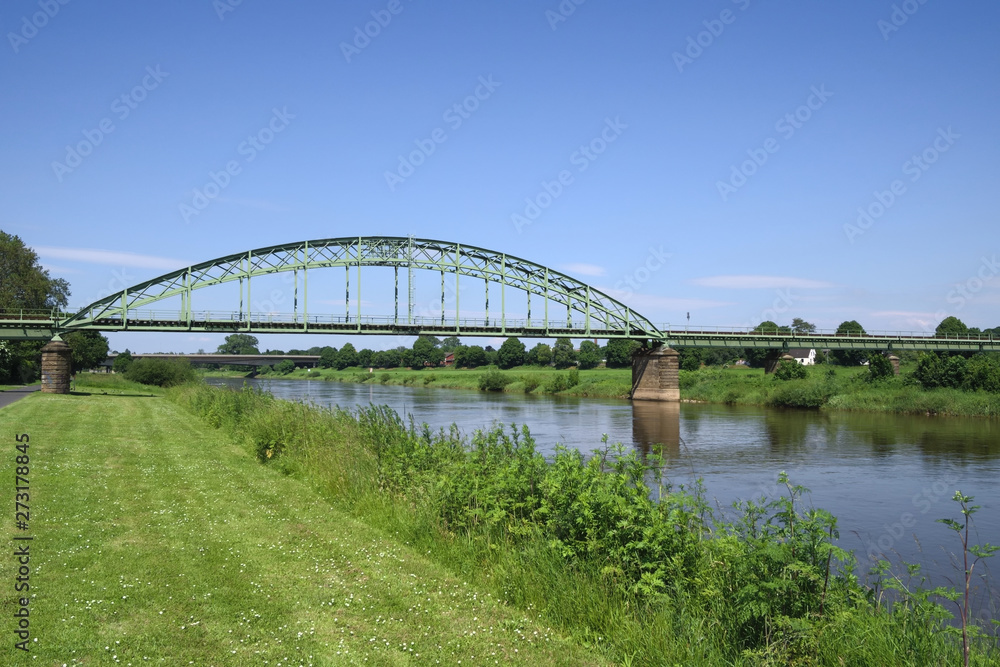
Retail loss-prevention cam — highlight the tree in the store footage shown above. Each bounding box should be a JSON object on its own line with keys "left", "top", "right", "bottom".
{"left": 440, "top": 336, "right": 462, "bottom": 352}
{"left": 526, "top": 342, "right": 552, "bottom": 366}
{"left": 552, "top": 338, "right": 576, "bottom": 369}
{"left": 216, "top": 334, "right": 259, "bottom": 355}
{"left": 357, "top": 348, "right": 374, "bottom": 368}
{"left": 335, "top": 343, "right": 358, "bottom": 369}
{"left": 744, "top": 321, "right": 789, "bottom": 368}
{"left": 936, "top": 316, "right": 969, "bottom": 337}
{"left": 791, "top": 318, "right": 817, "bottom": 334}
{"left": 678, "top": 347, "right": 702, "bottom": 372}
{"left": 456, "top": 345, "right": 487, "bottom": 368}
{"left": 0, "top": 231, "right": 72, "bottom": 383}
{"left": 319, "top": 346, "right": 338, "bottom": 368}
{"left": 497, "top": 337, "right": 525, "bottom": 369}
{"left": 577, "top": 340, "right": 602, "bottom": 370}
{"left": 830, "top": 320, "right": 867, "bottom": 366}
{"left": 373, "top": 349, "right": 400, "bottom": 368}
{"left": 112, "top": 349, "right": 134, "bottom": 374}
{"left": 62, "top": 330, "right": 110, "bottom": 373}
{"left": 0, "top": 231, "right": 70, "bottom": 311}
{"left": 604, "top": 339, "right": 639, "bottom": 368}
{"left": 411, "top": 336, "right": 444, "bottom": 368}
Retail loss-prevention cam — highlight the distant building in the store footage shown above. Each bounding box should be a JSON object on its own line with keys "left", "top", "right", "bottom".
{"left": 444, "top": 352, "right": 455, "bottom": 367}
{"left": 789, "top": 348, "right": 816, "bottom": 365}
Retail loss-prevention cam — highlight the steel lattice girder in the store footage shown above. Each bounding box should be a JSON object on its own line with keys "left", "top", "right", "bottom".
{"left": 58, "top": 237, "right": 664, "bottom": 338}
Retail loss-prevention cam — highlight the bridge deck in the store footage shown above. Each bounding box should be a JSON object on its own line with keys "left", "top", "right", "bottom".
{"left": 1, "top": 310, "right": 997, "bottom": 352}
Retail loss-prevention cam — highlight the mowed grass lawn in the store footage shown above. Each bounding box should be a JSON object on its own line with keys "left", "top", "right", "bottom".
{"left": 0, "top": 392, "right": 605, "bottom": 666}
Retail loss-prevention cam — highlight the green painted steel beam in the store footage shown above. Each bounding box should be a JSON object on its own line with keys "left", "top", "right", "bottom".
{"left": 57, "top": 237, "right": 663, "bottom": 339}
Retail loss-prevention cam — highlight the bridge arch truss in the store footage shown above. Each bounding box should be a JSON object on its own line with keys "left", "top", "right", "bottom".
{"left": 59, "top": 237, "right": 664, "bottom": 340}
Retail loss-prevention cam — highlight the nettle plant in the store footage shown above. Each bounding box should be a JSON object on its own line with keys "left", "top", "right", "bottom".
{"left": 936, "top": 492, "right": 999, "bottom": 667}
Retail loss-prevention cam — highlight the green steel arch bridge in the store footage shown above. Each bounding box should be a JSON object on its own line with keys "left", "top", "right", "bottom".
{"left": 1, "top": 236, "right": 998, "bottom": 354}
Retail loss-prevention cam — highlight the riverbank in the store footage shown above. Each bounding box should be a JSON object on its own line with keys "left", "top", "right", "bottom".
{"left": 204, "top": 365, "right": 635, "bottom": 398}
{"left": 167, "top": 378, "right": 992, "bottom": 665}
{"left": 0, "top": 375, "right": 602, "bottom": 665}
{"left": 205, "top": 362, "right": 1000, "bottom": 417}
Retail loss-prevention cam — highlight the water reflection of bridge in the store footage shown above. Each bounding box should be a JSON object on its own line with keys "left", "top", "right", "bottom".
{"left": 631, "top": 401, "right": 680, "bottom": 458}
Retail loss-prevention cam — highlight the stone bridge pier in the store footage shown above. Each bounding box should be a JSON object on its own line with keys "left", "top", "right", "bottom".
{"left": 630, "top": 345, "right": 679, "bottom": 402}
{"left": 41, "top": 336, "right": 72, "bottom": 394}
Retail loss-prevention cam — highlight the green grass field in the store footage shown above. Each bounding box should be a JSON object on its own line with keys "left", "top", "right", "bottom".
{"left": 0, "top": 387, "right": 605, "bottom": 665}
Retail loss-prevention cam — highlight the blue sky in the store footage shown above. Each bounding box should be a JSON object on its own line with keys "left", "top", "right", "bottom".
{"left": 2, "top": 0, "right": 998, "bottom": 353}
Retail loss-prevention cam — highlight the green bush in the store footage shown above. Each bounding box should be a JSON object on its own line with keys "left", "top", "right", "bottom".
{"left": 477, "top": 365, "right": 511, "bottom": 391}
{"left": 545, "top": 373, "right": 569, "bottom": 393}
{"left": 866, "top": 353, "right": 895, "bottom": 382}
{"left": 773, "top": 359, "right": 807, "bottom": 381}
{"left": 112, "top": 349, "right": 133, "bottom": 374}
{"left": 520, "top": 375, "right": 541, "bottom": 393}
{"left": 273, "top": 359, "right": 295, "bottom": 375}
{"left": 124, "top": 358, "right": 195, "bottom": 387}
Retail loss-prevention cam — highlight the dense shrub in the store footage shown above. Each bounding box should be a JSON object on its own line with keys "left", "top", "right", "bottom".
{"left": 477, "top": 365, "right": 512, "bottom": 391}
{"left": 866, "top": 352, "right": 895, "bottom": 382}
{"left": 913, "top": 352, "right": 1000, "bottom": 392}
{"left": 520, "top": 375, "right": 541, "bottom": 392}
{"left": 112, "top": 349, "right": 134, "bottom": 374}
{"left": 774, "top": 359, "right": 807, "bottom": 381}
{"left": 964, "top": 353, "right": 1000, "bottom": 392}
{"left": 124, "top": 358, "right": 195, "bottom": 387}
{"left": 273, "top": 359, "right": 295, "bottom": 375}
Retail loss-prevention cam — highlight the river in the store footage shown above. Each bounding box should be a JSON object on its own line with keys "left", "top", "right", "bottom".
{"left": 208, "top": 376, "right": 999, "bottom": 624}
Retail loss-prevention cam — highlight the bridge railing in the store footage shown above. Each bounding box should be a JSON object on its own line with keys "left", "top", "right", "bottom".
{"left": 0, "top": 308, "right": 72, "bottom": 323}
{"left": 657, "top": 324, "right": 996, "bottom": 342}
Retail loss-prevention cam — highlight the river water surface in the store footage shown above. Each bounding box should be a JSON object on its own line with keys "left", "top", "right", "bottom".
{"left": 209, "top": 377, "right": 999, "bottom": 623}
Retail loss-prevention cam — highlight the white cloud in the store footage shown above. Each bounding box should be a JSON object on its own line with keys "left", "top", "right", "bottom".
{"left": 560, "top": 263, "right": 607, "bottom": 277}
{"left": 690, "top": 275, "right": 835, "bottom": 289}
{"left": 35, "top": 246, "right": 189, "bottom": 270}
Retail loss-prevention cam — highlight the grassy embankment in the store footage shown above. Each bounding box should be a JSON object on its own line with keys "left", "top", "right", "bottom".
{"left": 162, "top": 376, "right": 996, "bottom": 665}
{"left": 213, "top": 362, "right": 1000, "bottom": 417}
{"left": 0, "top": 374, "right": 604, "bottom": 666}
{"left": 680, "top": 364, "right": 1000, "bottom": 417}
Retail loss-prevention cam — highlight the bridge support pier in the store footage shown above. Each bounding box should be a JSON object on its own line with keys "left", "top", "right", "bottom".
{"left": 41, "top": 337, "right": 72, "bottom": 394}
{"left": 764, "top": 351, "right": 794, "bottom": 374}
{"left": 631, "top": 346, "right": 679, "bottom": 402}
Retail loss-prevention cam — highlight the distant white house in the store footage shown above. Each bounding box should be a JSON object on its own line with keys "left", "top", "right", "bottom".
{"left": 789, "top": 348, "right": 816, "bottom": 365}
